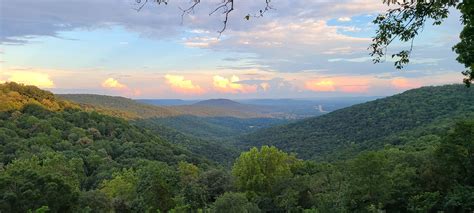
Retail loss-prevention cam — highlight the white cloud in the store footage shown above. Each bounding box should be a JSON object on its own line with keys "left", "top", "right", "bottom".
{"left": 338, "top": 17, "right": 352, "bottom": 22}
{"left": 102, "top": 78, "right": 126, "bottom": 89}
{"left": 1, "top": 71, "right": 55, "bottom": 88}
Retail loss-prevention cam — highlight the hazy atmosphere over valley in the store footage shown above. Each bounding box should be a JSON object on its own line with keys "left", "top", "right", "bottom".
{"left": 1, "top": 0, "right": 473, "bottom": 212}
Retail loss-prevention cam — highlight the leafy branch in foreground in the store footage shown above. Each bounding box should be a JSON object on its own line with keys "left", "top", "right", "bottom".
{"left": 370, "top": 0, "right": 473, "bottom": 86}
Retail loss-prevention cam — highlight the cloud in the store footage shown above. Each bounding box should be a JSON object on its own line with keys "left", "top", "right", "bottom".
{"left": 183, "top": 36, "right": 219, "bottom": 48}
{"left": 391, "top": 78, "right": 422, "bottom": 90}
{"left": 304, "top": 76, "right": 371, "bottom": 93}
{"left": 338, "top": 17, "right": 352, "bottom": 22}
{"left": 328, "top": 57, "right": 372, "bottom": 63}
{"left": 305, "top": 79, "right": 336, "bottom": 92}
{"left": 340, "top": 85, "right": 370, "bottom": 93}
{"left": 213, "top": 75, "right": 256, "bottom": 93}
{"left": 165, "top": 74, "right": 204, "bottom": 94}
{"left": 2, "top": 71, "right": 55, "bottom": 88}
{"left": 102, "top": 78, "right": 127, "bottom": 89}
{"left": 260, "top": 82, "right": 270, "bottom": 91}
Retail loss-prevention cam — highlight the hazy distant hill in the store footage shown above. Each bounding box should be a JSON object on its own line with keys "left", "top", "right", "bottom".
{"left": 138, "top": 115, "right": 287, "bottom": 141}
{"left": 239, "top": 85, "right": 474, "bottom": 160}
{"left": 58, "top": 94, "right": 283, "bottom": 145}
{"left": 137, "top": 99, "right": 199, "bottom": 106}
{"left": 240, "top": 97, "right": 381, "bottom": 118}
{"left": 58, "top": 94, "right": 180, "bottom": 118}
{"left": 58, "top": 94, "right": 269, "bottom": 118}
{"left": 193, "top": 99, "right": 247, "bottom": 107}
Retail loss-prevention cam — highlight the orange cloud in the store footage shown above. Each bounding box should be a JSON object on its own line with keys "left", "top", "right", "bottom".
{"left": 213, "top": 75, "right": 256, "bottom": 93}
{"left": 305, "top": 77, "right": 371, "bottom": 93}
{"left": 340, "top": 85, "right": 369, "bottom": 93}
{"left": 102, "top": 78, "right": 127, "bottom": 89}
{"left": 305, "top": 79, "right": 336, "bottom": 92}
{"left": 165, "top": 75, "right": 204, "bottom": 94}
{"left": 391, "top": 78, "right": 422, "bottom": 90}
{"left": 260, "top": 82, "right": 270, "bottom": 91}
{"left": 4, "top": 71, "right": 55, "bottom": 88}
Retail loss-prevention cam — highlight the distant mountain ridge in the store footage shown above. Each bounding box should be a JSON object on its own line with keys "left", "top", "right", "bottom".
{"left": 137, "top": 99, "right": 199, "bottom": 106}
{"left": 58, "top": 94, "right": 269, "bottom": 118}
{"left": 193, "top": 99, "right": 244, "bottom": 107}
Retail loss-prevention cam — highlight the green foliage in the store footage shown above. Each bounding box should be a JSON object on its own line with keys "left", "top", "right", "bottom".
{"left": 136, "top": 119, "right": 240, "bottom": 165}
{"left": 211, "top": 192, "right": 260, "bottom": 213}
{"left": 371, "top": 1, "right": 473, "bottom": 86}
{"left": 240, "top": 85, "right": 474, "bottom": 160}
{"left": 0, "top": 159, "right": 80, "bottom": 212}
{"left": 58, "top": 94, "right": 178, "bottom": 119}
{"left": 0, "top": 83, "right": 210, "bottom": 212}
{"left": 139, "top": 115, "right": 286, "bottom": 141}
{"left": 135, "top": 162, "right": 178, "bottom": 212}
{"left": 100, "top": 168, "right": 138, "bottom": 209}
{"left": 232, "top": 146, "right": 298, "bottom": 195}
{"left": 2, "top": 83, "right": 474, "bottom": 212}
{"left": 453, "top": 1, "right": 474, "bottom": 86}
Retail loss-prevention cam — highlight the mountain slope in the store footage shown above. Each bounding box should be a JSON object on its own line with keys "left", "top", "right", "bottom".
{"left": 58, "top": 94, "right": 181, "bottom": 118}
{"left": 193, "top": 99, "right": 243, "bottom": 107}
{"left": 135, "top": 120, "right": 240, "bottom": 165}
{"left": 59, "top": 94, "right": 269, "bottom": 118}
{"left": 0, "top": 82, "right": 211, "bottom": 175}
{"left": 138, "top": 115, "right": 287, "bottom": 141}
{"left": 239, "top": 85, "right": 474, "bottom": 160}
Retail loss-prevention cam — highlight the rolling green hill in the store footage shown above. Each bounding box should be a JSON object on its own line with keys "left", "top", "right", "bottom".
{"left": 239, "top": 84, "right": 474, "bottom": 160}
{"left": 58, "top": 94, "right": 269, "bottom": 118}
{"left": 137, "top": 116, "right": 287, "bottom": 141}
{"left": 59, "top": 94, "right": 286, "bottom": 142}
{"left": 57, "top": 94, "right": 181, "bottom": 118}
{"left": 0, "top": 83, "right": 209, "bottom": 166}
{"left": 57, "top": 93, "right": 243, "bottom": 165}
{"left": 135, "top": 120, "right": 240, "bottom": 165}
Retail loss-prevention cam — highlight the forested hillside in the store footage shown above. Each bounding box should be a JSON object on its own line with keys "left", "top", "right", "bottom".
{"left": 58, "top": 94, "right": 181, "bottom": 118}
{"left": 240, "top": 85, "right": 474, "bottom": 160}
{"left": 0, "top": 83, "right": 218, "bottom": 212}
{"left": 1, "top": 82, "right": 473, "bottom": 212}
{"left": 138, "top": 115, "right": 287, "bottom": 141}
{"left": 136, "top": 120, "right": 240, "bottom": 165}
{"left": 60, "top": 94, "right": 286, "bottom": 146}
{"left": 59, "top": 94, "right": 269, "bottom": 118}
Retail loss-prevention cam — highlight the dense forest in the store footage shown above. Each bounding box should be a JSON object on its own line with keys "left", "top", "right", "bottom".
{"left": 1, "top": 82, "right": 473, "bottom": 212}
{"left": 240, "top": 85, "right": 474, "bottom": 161}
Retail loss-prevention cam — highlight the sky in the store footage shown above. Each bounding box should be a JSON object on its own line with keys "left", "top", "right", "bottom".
{"left": 0, "top": 0, "right": 467, "bottom": 99}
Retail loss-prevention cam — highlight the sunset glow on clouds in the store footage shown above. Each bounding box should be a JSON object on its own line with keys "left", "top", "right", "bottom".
{"left": 102, "top": 78, "right": 127, "bottom": 89}
{"left": 305, "top": 79, "right": 336, "bottom": 92}
{"left": 304, "top": 77, "right": 372, "bottom": 93}
{"left": 100, "top": 77, "right": 142, "bottom": 97}
{"left": 165, "top": 75, "right": 204, "bottom": 94}
{"left": 0, "top": 71, "right": 55, "bottom": 88}
{"left": 1, "top": 0, "right": 466, "bottom": 98}
{"left": 213, "top": 75, "right": 257, "bottom": 94}
{"left": 260, "top": 82, "right": 270, "bottom": 92}
{"left": 391, "top": 78, "right": 422, "bottom": 90}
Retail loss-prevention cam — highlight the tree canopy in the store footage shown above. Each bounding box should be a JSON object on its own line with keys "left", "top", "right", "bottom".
{"left": 1, "top": 82, "right": 474, "bottom": 212}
